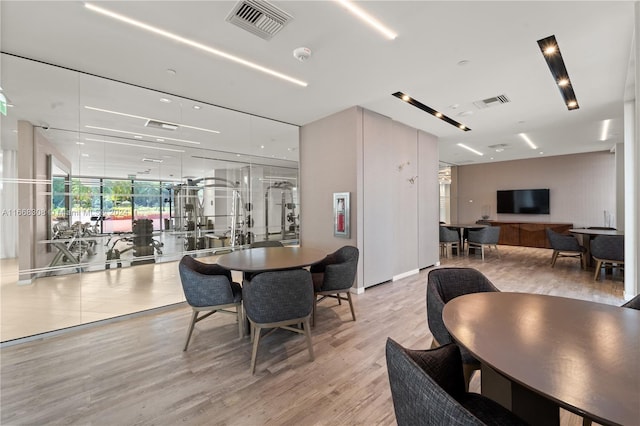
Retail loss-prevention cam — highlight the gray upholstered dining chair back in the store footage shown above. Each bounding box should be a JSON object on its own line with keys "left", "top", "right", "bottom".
{"left": 426, "top": 267, "right": 499, "bottom": 389}
{"left": 546, "top": 228, "right": 585, "bottom": 268}
{"left": 243, "top": 269, "right": 314, "bottom": 324}
{"left": 242, "top": 268, "right": 315, "bottom": 373}
{"left": 466, "top": 227, "right": 500, "bottom": 260}
{"left": 249, "top": 240, "right": 284, "bottom": 248}
{"left": 591, "top": 235, "right": 624, "bottom": 281}
{"left": 622, "top": 294, "right": 640, "bottom": 310}
{"left": 439, "top": 226, "right": 460, "bottom": 258}
{"left": 310, "top": 245, "right": 359, "bottom": 325}
{"left": 385, "top": 338, "right": 528, "bottom": 426}
{"left": 178, "top": 255, "right": 243, "bottom": 350}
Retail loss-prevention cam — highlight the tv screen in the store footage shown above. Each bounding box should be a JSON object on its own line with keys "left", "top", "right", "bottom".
{"left": 497, "top": 189, "right": 550, "bottom": 214}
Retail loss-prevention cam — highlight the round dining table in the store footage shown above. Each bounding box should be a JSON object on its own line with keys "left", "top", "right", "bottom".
{"left": 216, "top": 246, "right": 327, "bottom": 273}
{"left": 443, "top": 292, "right": 640, "bottom": 426}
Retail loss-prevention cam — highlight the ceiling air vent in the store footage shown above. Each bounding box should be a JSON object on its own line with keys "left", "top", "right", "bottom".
{"left": 473, "top": 94, "right": 510, "bottom": 109}
{"left": 226, "top": 0, "right": 293, "bottom": 40}
{"left": 145, "top": 119, "right": 179, "bottom": 131}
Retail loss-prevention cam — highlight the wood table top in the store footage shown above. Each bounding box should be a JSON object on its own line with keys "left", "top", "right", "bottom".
{"left": 441, "top": 223, "right": 488, "bottom": 229}
{"left": 569, "top": 228, "right": 624, "bottom": 237}
{"left": 443, "top": 292, "right": 640, "bottom": 426}
{"left": 216, "top": 247, "right": 327, "bottom": 272}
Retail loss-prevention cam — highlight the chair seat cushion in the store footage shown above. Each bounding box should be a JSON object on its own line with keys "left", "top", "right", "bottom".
{"left": 459, "top": 393, "right": 528, "bottom": 426}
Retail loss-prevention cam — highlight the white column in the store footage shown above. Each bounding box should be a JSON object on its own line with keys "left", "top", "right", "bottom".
{"left": 623, "top": 1, "right": 639, "bottom": 300}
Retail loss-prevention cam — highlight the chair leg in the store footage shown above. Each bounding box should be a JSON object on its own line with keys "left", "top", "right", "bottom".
{"left": 303, "top": 317, "right": 315, "bottom": 361}
{"left": 312, "top": 295, "right": 317, "bottom": 327}
{"left": 481, "top": 245, "right": 485, "bottom": 261}
{"left": 236, "top": 304, "right": 244, "bottom": 338}
{"left": 593, "top": 260, "right": 603, "bottom": 281}
{"left": 250, "top": 325, "right": 262, "bottom": 374}
{"left": 346, "top": 291, "right": 356, "bottom": 321}
{"left": 494, "top": 245, "right": 500, "bottom": 259}
{"left": 462, "top": 363, "right": 478, "bottom": 392}
{"left": 183, "top": 310, "right": 199, "bottom": 351}
{"left": 551, "top": 251, "right": 559, "bottom": 267}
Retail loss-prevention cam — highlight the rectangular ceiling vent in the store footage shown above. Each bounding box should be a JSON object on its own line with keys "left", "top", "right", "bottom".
{"left": 145, "top": 119, "right": 179, "bottom": 131}
{"left": 226, "top": 0, "right": 293, "bottom": 40}
{"left": 473, "top": 94, "right": 510, "bottom": 109}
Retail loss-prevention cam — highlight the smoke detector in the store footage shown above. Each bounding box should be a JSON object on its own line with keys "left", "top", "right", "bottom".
{"left": 293, "top": 47, "right": 311, "bottom": 62}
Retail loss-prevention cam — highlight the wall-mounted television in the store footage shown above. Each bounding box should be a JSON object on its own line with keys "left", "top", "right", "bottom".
{"left": 497, "top": 189, "right": 550, "bottom": 214}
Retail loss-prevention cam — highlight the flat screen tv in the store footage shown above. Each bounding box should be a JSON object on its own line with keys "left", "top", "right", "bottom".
{"left": 497, "top": 189, "right": 550, "bottom": 214}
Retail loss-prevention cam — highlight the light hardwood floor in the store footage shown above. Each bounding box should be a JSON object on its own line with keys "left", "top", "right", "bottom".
{"left": 0, "top": 245, "right": 625, "bottom": 425}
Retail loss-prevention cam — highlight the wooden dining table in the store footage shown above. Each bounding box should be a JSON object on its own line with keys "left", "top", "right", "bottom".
{"left": 216, "top": 246, "right": 327, "bottom": 273}
{"left": 569, "top": 228, "right": 624, "bottom": 268}
{"left": 443, "top": 292, "right": 640, "bottom": 426}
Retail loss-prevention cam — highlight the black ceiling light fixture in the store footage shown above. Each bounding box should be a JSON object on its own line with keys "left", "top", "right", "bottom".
{"left": 537, "top": 35, "right": 579, "bottom": 110}
{"left": 392, "top": 92, "right": 471, "bottom": 131}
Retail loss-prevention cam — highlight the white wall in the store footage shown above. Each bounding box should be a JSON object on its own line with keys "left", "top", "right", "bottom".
{"left": 300, "top": 106, "right": 439, "bottom": 290}
{"left": 454, "top": 151, "right": 616, "bottom": 228}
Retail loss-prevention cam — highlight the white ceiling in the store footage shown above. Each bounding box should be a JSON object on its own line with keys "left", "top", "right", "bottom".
{"left": 0, "top": 1, "right": 636, "bottom": 178}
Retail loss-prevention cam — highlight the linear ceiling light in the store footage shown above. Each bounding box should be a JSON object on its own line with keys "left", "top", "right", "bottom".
{"left": 600, "top": 119, "right": 611, "bottom": 141}
{"left": 392, "top": 92, "right": 471, "bottom": 131}
{"left": 334, "top": 0, "right": 397, "bottom": 40}
{"left": 84, "top": 3, "right": 308, "bottom": 87}
{"left": 537, "top": 35, "right": 579, "bottom": 110}
{"left": 457, "top": 143, "right": 483, "bottom": 156}
{"left": 85, "top": 125, "right": 201, "bottom": 145}
{"left": 84, "top": 138, "right": 185, "bottom": 152}
{"left": 84, "top": 106, "right": 221, "bottom": 134}
{"left": 519, "top": 133, "right": 538, "bottom": 149}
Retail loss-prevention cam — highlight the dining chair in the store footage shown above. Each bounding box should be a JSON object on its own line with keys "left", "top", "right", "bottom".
{"left": 310, "top": 245, "right": 359, "bottom": 326}
{"left": 591, "top": 235, "right": 624, "bottom": 281}
{"left": 622, "top": 294, "right": 640, "bottom": 310}
{"left": 242, "top": 268, "right": 315, "bottom": 374}
{"left": 546, "top": 228, "right": 586, "bottom": 269}
{"left": 466, "top": 226, "right": 500, "bottom": 260}
{"left": 178, "top": 255, "right": 244, "bottom": 351}
{"left": 426, "top": 267, "right": 500, "bottom": 390}
{"left": 385, "top": 338, "right": 528, "bottom": 426}
{"left": 439, "top": 226, "right": 460, "bottom": 257}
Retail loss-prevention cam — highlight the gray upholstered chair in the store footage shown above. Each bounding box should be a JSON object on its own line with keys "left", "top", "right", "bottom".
{"left": 466, "top": 226, "right": 500, "bottom": 260}
{"left": 178, "top": 255, "right": 243, "bottom": 351}
{"left": 242, "top": 269, "right": 315, "bottom": 374}
{"left": 622, "top": 294, "right": 640, "bottom": 310}
{"left": 310, "top": 245, "right": 359, "bottom": 326}
{"left": 591, "top": 235, "right": 624, "bottom": 281}
{"left": 385, "top": 338, "right": 527, "bottom": 426}
{"left": 427, "top": 267, "right": 500, "bottom": 389}
{"left": 546, "top": 228, "right": 586, "bottom": 269}
{"left": 249, "top": 240, "right": 284, "bottom": 248}
{"left": 439, "top": 226, "right": 460, "bottom": 258}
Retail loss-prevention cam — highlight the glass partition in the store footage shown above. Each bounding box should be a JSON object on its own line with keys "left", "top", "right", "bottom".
{"left": 0, "top": 53, "right": 299, "bottom": 342}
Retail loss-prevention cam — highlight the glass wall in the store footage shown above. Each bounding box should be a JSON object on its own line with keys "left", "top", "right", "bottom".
{"left": 0, "top": 53, "right": 299, "bottom": 342}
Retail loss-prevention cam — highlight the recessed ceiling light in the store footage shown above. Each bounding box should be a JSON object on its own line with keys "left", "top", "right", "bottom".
{"left": 392, "top": 92, "right": 471, "bottom": 131}
{"left": 84, "top": 137, "right": 185, "bottom": 152}
{"left": 142, "top": 158, "right": 163, "bottom": 163}
{"left": 537, "top": 35, "right": 579, "bottom": 110}
{"left": 84, "top": 3, "right": 308, "bottom": 87}
{"left": 260, "top": 145, "right": 265, "bottom": 149}
{"left": 159, "top": 98, "right": 171, "bottom": 103}
{"left": 333, "top": 0, "right": 397, "bottom": 40}
{"left": 457, "top": 60, "right": 470, "bottom": 66}
{"left": 84, "top": 125, "right": 201, "bottom": 145}
{"left": 519, "top": 133, "right": 538, "bottom": 149}
{"left": 85, "top": 106, "right": 220, "bottom": 133}
{"left": 134, "top": 135, "right": 143, "bottom": 139}
{"left": 156, "top": 138, "right": 165, "bottom": 142}
{"left": 166, "top": 69, "right": 176, "bottom": 76}
{"left": 81, "top": 153, "right": 90, "bottom": 157}
{"left": 457, "top": 111, "right": 473, "bottom": 117}
{"left": 193, "top": 105, "right": 201, "bottom": 110}
{"left": 600, "top": 119, "right": 611, "bottom": 141}
{"left": 457, "top": 143, "right": 483, "bottom": 156}
{"left": 76, "top": 142, "right": 85, "bottom": 145}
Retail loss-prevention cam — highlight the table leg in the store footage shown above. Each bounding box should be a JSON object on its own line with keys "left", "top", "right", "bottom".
{"left": 481, "top": 364, "right": 559, "bottom": 426}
